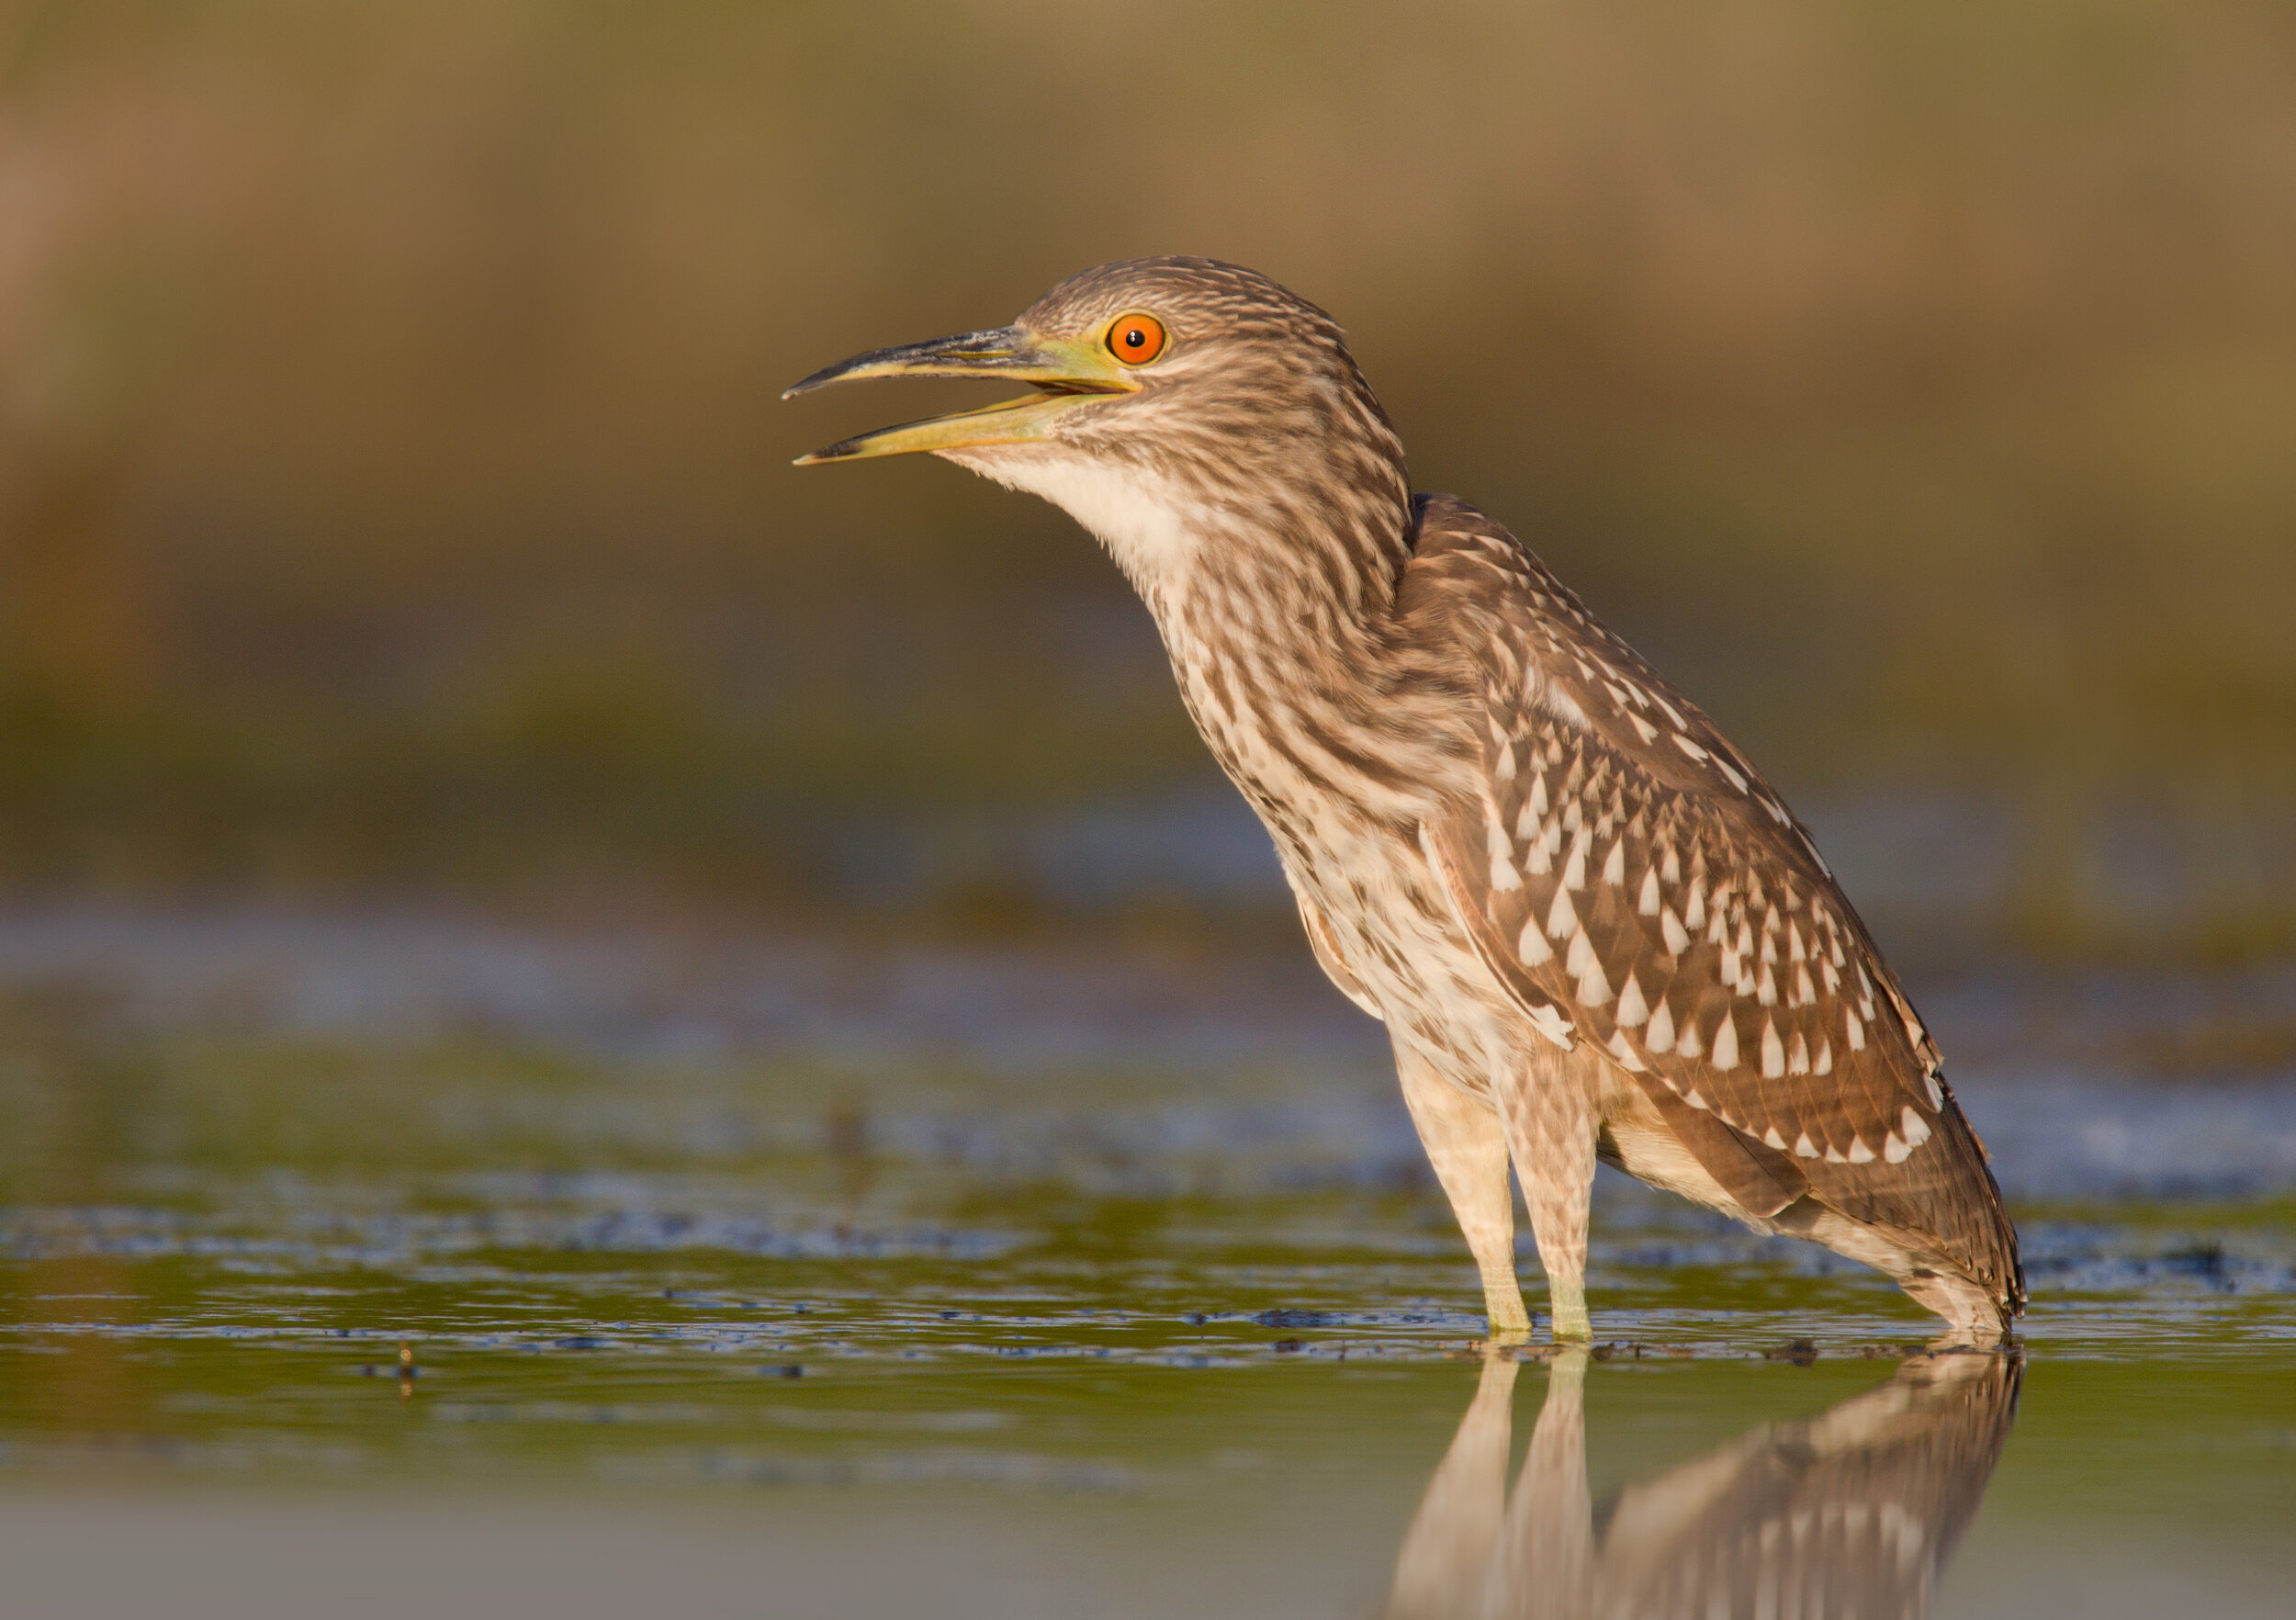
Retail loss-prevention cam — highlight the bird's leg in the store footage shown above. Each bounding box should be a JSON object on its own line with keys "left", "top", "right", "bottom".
{"left": 1496, "top": 1055, "right": 1600, "bottom": 1343}
{"left": 1396, "top": 1047, "right": 1531, "bottom": 1339}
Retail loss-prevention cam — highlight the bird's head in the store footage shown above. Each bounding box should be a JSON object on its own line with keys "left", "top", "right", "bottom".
{"left": 786, "top": 257, "right": 1410, "bottom": 598}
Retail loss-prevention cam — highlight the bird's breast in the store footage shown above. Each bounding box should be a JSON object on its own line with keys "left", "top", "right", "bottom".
{"left": 1311, "top": 834, "right": 1524, "bottom": 1086}
{"left": 1232, "top": 768, "right": 1524, "bottom": 1087}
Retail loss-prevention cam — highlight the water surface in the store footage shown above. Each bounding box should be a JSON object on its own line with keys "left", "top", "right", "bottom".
{"left": 1, "top": 911, "right": 2290, "bottom": 1616}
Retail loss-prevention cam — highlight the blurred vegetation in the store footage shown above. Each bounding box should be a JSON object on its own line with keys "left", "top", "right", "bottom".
{"left": 1, "top": 0, "right": 2292, "bottom": 952}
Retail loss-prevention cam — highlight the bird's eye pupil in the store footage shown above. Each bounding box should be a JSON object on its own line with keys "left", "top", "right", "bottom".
{"left": 1124, "top": 328, "right": 1144, "bottom": 347}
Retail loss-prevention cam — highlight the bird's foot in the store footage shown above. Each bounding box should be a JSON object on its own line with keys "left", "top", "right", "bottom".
{"left": 1546, "top": 1288, "right": 1593, "bottom": 1344}
{"left": 1482, "top": 1311, "right": 1534, "bottom": 1349}
{"left": 1480, "top": 1268, "right": 1533, "bottom": 1344}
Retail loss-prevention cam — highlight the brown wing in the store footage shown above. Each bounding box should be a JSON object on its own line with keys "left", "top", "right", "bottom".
{"left": 1403, "top": 495, "right": 2020, "bottom": 1304}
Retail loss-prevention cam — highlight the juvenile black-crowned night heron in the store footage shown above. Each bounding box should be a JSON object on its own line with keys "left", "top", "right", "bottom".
{"left": 788, "top": 257, "right": 2023, "bottom": 1344}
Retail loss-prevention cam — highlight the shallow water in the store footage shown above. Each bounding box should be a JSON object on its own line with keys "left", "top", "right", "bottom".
{"left": 1, "top": 911, "right": 2290, "bottom": 1616}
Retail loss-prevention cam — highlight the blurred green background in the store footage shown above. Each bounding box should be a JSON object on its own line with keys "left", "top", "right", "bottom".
{"left": 3, "top": 0, "right": 2292, "bottom": 956}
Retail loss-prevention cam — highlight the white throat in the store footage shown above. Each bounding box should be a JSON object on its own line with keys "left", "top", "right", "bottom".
{"left": 942, "top": 445, "right": 1210, "bottom": 609}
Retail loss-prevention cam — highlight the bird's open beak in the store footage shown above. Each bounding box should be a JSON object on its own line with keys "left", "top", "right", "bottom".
{"left": 782, "top": 325, "right": 1134, "bottom": 465}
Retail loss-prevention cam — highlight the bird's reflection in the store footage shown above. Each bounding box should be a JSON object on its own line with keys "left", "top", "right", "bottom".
{"left": 1385, "top": 1348, "right": 2020, "bottom": 1620}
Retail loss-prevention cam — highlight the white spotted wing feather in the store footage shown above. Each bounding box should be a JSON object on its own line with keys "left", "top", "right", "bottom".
{"left": 1402, "top": 496, "right": 2020, "bottom": 1304}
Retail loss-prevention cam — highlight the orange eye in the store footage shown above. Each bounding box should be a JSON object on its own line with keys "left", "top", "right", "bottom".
{"left": 1106, "top": 312, "right": 1167, "bottom": 366}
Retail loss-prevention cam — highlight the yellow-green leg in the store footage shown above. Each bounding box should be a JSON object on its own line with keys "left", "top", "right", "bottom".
{"left": 1396, "top": 1046, "right": 1531, "bottom": 1339}
{"left": 1497, "top": 1050, "right": 1599, "bottom": 1343}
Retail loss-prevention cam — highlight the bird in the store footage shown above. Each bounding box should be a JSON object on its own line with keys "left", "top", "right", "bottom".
{"left": 786, "top": 256, "right": 2023, "bottom": 1344}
